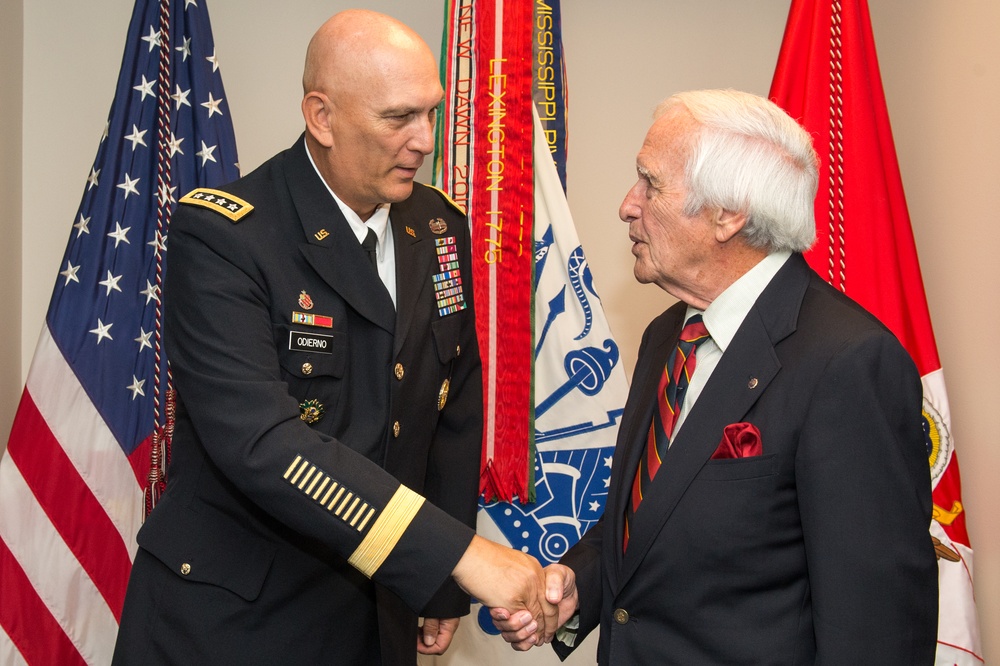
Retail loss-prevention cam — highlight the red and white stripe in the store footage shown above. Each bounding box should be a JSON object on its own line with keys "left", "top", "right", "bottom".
{"left": 0, "top": 326, "right": 144, "bottom": 664}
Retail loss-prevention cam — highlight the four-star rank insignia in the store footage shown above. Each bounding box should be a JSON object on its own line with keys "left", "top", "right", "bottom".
{"left": 299, "top": 399, "right": 324, "bottom": 424}
{"left": 179, "top": 188, "right": 254, "bottom": 223}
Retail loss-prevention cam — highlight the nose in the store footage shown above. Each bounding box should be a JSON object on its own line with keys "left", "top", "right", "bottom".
{"left": 619, "top": 182, "right": 642, "bottom": 223}
{"left": 412, "top": 114, "right": 436, "bottom": 156}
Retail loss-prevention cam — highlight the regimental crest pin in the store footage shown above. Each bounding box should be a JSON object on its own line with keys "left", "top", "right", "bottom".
{"left": 298, "top": 290, "right": 314, "bottom": 310}
{"left": 299, "top": 399, "right": 324, "bottom": 424}
{"left": 428, "top": 218, "right": 448, "bottom": 234}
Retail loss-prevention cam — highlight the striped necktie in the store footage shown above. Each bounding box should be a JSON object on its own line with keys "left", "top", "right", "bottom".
{"left": 624, "top": 314, "right": 710, "bottom": 551}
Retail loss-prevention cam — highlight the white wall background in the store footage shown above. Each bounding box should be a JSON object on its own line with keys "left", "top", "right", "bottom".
{"left": 4, "top": 0, "right": 998, "bottom": 662}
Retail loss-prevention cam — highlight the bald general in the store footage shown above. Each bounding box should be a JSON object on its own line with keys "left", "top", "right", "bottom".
{"left": 300, "top": 9, "right": 444, "bottom": 220}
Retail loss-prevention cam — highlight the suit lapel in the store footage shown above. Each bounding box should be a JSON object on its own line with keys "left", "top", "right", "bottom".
{"left": 617, "top": 255, "right": 811, "bottom": 588}
{"left": 388, "top": 198, "right": 434, "bottom": 357}
{"left": 283, "top": 139, "right": 395, "bottom": 333}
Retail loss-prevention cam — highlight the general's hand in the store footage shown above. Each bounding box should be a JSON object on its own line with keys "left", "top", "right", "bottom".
{"left": 417, "top": 617, "right": 460, "bottom": 655}
{"left": 490, "top": 563, "right": 579, "bottom": 651}
{"left": 452, "top": 535, "right": 558, "bottom": 646}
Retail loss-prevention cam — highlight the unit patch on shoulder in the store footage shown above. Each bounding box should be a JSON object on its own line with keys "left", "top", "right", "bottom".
{"left": 180, "top": 188, "right": 254, "bottom": 223}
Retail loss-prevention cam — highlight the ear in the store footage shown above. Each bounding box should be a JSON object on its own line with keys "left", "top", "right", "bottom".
{"left": 713, "top": 208, "right": 748, "bottom": 244}
{"left": 302, "top": 92, "right": 335, "bottom": 148}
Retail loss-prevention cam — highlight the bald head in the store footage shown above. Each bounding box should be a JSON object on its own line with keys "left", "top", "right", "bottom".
{"left": 303, "top": 10, "right": 436, "bottom": 100}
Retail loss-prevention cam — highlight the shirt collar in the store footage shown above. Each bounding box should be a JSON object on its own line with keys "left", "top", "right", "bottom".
{"left": 687, "top": 250, "right": 791, "bottom": 352}
{"left": 303, "top": 136, "right": 391, "bottom": 249}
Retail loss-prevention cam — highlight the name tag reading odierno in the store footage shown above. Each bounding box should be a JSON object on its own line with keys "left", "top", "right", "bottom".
{"left": 289, "top": 330, "right": 333, "bottom": 354}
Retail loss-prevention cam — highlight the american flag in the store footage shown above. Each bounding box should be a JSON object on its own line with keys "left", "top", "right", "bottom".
{"left": 0, "top": 0, "right": 238, "bottom": 662}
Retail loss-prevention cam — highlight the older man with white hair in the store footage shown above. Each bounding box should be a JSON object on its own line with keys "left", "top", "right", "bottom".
{"left": 494, "top": 89, "right": 938, "bottom": 664}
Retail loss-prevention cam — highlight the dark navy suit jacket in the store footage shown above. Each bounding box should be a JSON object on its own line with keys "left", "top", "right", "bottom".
{"left": 556, "top": 254, "right": 937, "bottom": 664}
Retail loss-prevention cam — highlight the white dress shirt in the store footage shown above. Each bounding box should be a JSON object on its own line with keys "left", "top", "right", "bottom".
{"left": 670, "top": 250, "right": 792, "bottom": 442}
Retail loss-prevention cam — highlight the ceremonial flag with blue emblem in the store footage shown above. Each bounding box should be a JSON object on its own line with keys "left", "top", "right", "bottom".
{"left": 0, "top": 1, "right": 239, "bottom": 662}
{"left": 769, "top": 0, "right": 981, "bottom": 662}
{"left": 429, "top": 1, "right": 628, "bottom": 662}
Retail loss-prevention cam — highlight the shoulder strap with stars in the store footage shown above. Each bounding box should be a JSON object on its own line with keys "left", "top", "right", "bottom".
{"left": 179, "top": 187, "right": 254, "bottom": 223}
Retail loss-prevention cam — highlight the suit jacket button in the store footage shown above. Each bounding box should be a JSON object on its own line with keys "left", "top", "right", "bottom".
{"left": 393, "top": 421, "right": 401, "bottom": 438}
{"left": 180, "top": 563, "right": 191, "bottom": 576}
{"left": 613, "top": 608, "right": 629, "bottom": 624}
{"left": 394, "top": 363, "right": 405, "bottom": 380}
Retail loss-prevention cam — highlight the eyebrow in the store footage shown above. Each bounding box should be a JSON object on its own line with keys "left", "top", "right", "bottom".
{"left": 636, "top": 164, "right": 657, "bottom": 184}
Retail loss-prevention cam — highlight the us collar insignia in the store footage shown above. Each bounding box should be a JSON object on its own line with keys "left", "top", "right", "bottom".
{"left": 298, "top": 290, "right": 314, "bottom": 310}
{"left": 428, "top": 218, "right": 448, "bottom": 234}
{"left": 299, "top": 399, "right": 324, "bottom": 424}
{"left": 405, "top": 226, "right": 416, "bottom": 238}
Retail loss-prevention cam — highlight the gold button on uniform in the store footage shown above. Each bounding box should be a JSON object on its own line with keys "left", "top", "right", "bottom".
{"left": 393, "top": 421, "right": 400, "bottom": 438}
{"left": 301, "top": 362, "right": 313, "bottom": 375}
{"left": 613, "top": 608, "right": 629, "bottom": 624}
{"left": 456, "top": 345, "right": 461, "bottom": 357}
{"left": 180, "top": 563, "right": 191, "bottom": 576}
{"left": 394, "top": 363, "right": 404, "bottom": 380}
{"left": 438, "top": 378, "right": 450, "bottom": 411}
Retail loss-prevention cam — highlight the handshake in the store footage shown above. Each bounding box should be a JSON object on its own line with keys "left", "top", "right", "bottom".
{"left": 451, "top": 535, "right": 579, "bottom": 651}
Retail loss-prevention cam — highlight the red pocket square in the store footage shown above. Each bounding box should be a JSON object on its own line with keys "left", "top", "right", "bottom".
{"left": 711, "top": 422, "right": 763, "bottom": 459}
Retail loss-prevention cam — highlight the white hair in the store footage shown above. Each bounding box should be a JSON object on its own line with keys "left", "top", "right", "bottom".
{"left": 655, "top": 89, "right": 819, "bottom": 252}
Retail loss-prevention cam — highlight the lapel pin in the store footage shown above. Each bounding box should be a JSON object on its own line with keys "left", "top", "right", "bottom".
{"left": 298, "top": 290, "right": 314, "bottom": 310}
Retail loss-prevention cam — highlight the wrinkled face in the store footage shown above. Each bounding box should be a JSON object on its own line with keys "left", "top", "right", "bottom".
{"left": 324, "top": 52, "right": 443, "bottom": 217}
{"left": 618, "top": 110, "right": 717, "bottom": 299}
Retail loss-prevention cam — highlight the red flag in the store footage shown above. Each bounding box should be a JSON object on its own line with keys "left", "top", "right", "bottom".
{"left": 769, "top": 1, "right": 981, "bottom": 662}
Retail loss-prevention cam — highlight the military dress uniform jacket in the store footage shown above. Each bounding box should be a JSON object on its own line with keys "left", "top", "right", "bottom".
{"left": 113, "top": 137, "right": 483, "bottom": 665}
{"left": 554, "top": 254, "right": 938, "bottom": 665}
